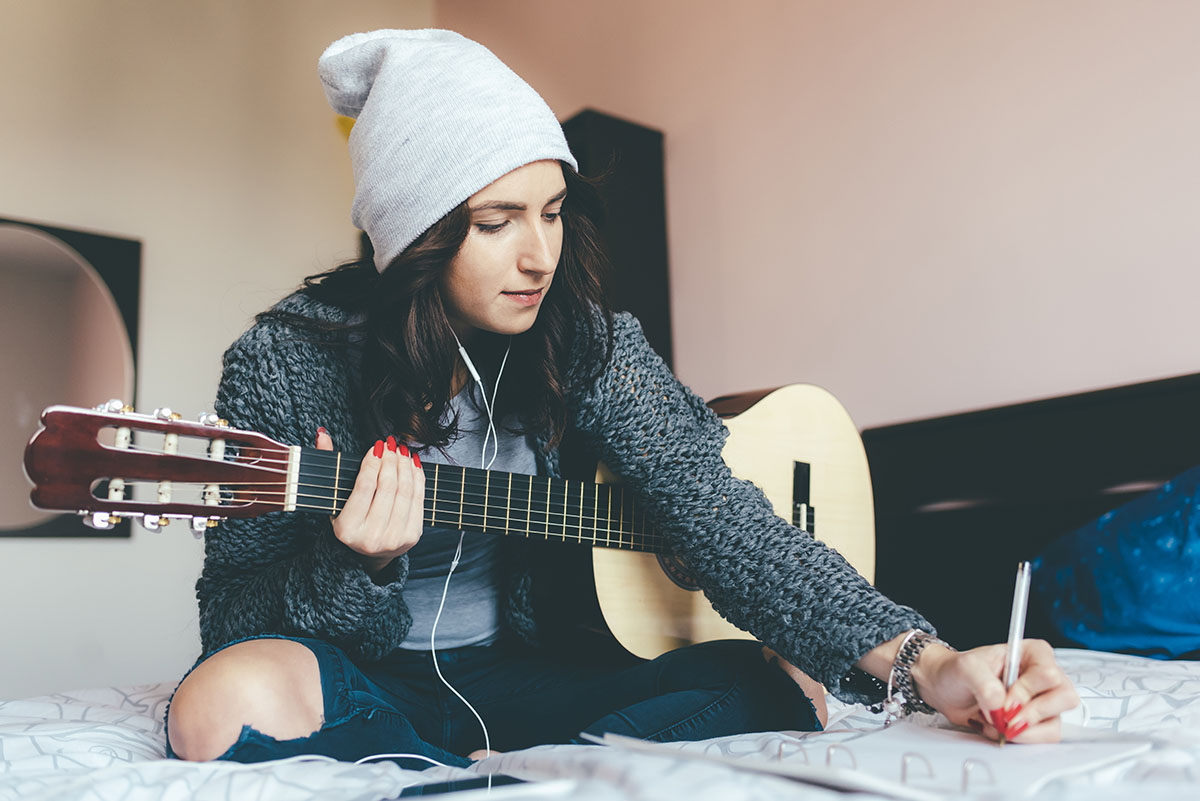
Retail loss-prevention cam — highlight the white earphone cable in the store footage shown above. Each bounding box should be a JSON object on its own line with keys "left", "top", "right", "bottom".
{"left": 429, "top": 532, "right": 491, "bottom": 758}
{"left": 479, "top": 338, "right": 511, "bottom": 470}
{"left": 424, "top": 330, "right": 512, "bottom": 760}
{"left": 449, "top": 332, "right": 510, "bottom": 470}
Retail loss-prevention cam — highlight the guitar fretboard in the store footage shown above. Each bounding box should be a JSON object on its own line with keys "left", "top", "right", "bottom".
{"left": 297, "top": 447, "right": 667, "bottom": 553}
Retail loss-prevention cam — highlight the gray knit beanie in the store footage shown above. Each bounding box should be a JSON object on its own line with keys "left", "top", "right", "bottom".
{"left": 318, "top": 29, "right": 578, "bottom": 272}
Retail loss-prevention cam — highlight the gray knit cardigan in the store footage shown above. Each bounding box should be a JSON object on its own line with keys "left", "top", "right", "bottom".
{"left": 199, "top": 293, "right": 932, "bottom": 703}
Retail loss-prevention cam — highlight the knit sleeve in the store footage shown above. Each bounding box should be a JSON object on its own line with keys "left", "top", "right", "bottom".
{"left": 195, "top": 319, "right": 412, "bottom": 660}
{"left": 570, "top": 312, "right": 933, "bottom": 703}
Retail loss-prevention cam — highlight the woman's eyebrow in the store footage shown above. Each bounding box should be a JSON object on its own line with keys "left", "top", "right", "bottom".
{"left": 470, "top": 188, "right": 568, "bottom": 213}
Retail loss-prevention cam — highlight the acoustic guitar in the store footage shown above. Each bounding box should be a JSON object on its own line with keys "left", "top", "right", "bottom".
{"left": 23, "top": 384, "right": 874, "bottom": 660}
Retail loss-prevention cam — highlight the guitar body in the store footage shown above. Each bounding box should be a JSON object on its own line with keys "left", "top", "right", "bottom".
{"left": 591, "top": 384, "right": 876, "bottom": 660}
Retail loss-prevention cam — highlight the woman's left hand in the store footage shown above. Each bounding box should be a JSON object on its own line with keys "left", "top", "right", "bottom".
{"left": 912, "top": 639, "right": 1080, "bottom": 743}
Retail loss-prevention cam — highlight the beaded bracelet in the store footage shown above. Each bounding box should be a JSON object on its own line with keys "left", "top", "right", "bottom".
{"left": 877, "top": 630, "right": 954, "bottom": 720}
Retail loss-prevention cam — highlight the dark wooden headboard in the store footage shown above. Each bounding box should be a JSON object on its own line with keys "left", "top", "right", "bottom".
{"left": 862, "top": 371, "right": 1200, "bottom": 649}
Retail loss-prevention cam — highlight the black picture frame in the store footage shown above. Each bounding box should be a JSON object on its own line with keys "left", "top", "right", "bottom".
{"left": 1, "top": 216, "right": 141, "bottom": 538}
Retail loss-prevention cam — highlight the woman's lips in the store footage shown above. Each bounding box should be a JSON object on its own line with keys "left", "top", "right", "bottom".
{"left": 502, "top": 288, "right": 544, "bottom": 307}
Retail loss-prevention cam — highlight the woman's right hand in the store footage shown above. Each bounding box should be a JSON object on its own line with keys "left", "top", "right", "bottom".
{"left": 315, "top": 429, "right": 425, "bottom": 577}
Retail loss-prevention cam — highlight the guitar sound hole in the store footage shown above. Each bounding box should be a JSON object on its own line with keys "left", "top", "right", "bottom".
{"left": 657, "top": 553, "right": 701, "bottom": 591}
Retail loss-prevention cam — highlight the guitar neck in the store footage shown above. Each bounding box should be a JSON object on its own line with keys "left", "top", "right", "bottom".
{"left": 297, "top": 447, "right": 666, "bottom": 553}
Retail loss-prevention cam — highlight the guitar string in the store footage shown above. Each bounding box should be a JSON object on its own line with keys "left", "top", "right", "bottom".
{"left": 104, "top": 443, "right": 294, "bottom": 468}
{"left": 110, "top": 445, "right": 631, "bottom": 507}
{"left": 114, "top": 463, "right": 652, "bottom": 533}
{"left": 223, "top": 496, "right": 662, "bottom": 548}
{"left": 113, "top": 445, "right": 660, "bottom": 536}
{"left": 139, "top": 495, "right": 666, "bottom": 550}
{"left": 103, "top": 458, "right": 650, "bottom": 529}
{"left": 103, "top": 443, "right": 661, "bottom": 539}
{"left": 108, "top": 479, "right": 665, "bottom": 542}
{"left": 106, "top": 475, "right": 648, "bottom": 526}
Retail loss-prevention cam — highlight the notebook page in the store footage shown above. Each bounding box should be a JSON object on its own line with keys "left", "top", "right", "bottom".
{"left": 591, "top": 722, "right": 1151, "bottom": 799}
{"left": 584, "top": 732, "right": 943, "bottom": 801}
{"left": 823, "top": 721, "right": 1152, "bottom": 796}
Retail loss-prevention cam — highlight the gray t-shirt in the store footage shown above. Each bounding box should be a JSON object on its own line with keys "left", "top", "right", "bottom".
{"left": 397, "top": 385, "right": 539, "bottom": 650}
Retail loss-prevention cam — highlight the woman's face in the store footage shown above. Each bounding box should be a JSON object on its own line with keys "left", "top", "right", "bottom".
{"left": 440, "top": 159, "right": 567, "bottom": 340}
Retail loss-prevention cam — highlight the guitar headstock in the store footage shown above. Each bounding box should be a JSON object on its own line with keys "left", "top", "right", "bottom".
{"left": 23, "top": 401, "right": 297, "bottom": 534}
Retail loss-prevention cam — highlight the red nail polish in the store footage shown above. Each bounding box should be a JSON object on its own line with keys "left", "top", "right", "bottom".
{"left": 373, "top": 440, "right": 384, "bottom": 458}
{"left": 386, "top": 435, "right": 397, "bottom": 453}
{"left": 317, "top": 426, "right": 327, "bottom": 434}
{"left": 1003, "top": 703, "right": 1023, "bottom": 724}
{"left": 400, "top": 444, "right": 409, "bottom": 458}
{"left": 413, "top": 452, "right": 422, "bottom": 468}
{"left": 988, "top": 710, "right": 1006, "bottom": 730}
{"left": 1007, "top": 720, "right": 1029, "bottom": 739}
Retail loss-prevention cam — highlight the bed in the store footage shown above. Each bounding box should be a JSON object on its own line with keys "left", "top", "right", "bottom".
{"left": 1, "top": 648, "right": 1198, "bottom": 800}
{"left": 6, "top": 373, "right": 1199, "bottom": 799}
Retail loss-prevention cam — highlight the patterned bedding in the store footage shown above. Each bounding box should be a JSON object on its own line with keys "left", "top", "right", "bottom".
{"left": 1, "top": 649, "right": 1197, "bottom": 800}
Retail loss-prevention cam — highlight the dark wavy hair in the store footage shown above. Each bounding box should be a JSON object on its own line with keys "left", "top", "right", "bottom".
{"left": 261, "top": 163, "right": 613, "bottom": 450}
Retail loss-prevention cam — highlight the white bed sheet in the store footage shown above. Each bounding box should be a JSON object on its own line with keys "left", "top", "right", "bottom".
{"left": 0, "top": 649, "right": 1197, "bottom": 801}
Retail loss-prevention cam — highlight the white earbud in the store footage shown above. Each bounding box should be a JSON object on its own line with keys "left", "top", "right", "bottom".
{"left": 456, "top": 341, "right": 483, "bottom": 385}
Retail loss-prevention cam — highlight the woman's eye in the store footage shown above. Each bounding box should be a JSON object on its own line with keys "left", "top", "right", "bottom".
{"left": 543, "top": 211, "right": 562, "bottom": 223}
{"left": 475, "top": 221, "right": 508, "bottom": 234}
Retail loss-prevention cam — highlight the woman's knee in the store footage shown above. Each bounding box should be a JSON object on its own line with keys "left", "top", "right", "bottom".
{"left": 168, "top": 638, "right": 324, "bottom": 761}
{"left": 761, "top": 646, "right": 829, "bottom": 727}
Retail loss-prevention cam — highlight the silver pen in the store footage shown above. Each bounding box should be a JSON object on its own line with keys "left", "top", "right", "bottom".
{"left": 1000, "top": 560, "right": 1032, "bottom": 744}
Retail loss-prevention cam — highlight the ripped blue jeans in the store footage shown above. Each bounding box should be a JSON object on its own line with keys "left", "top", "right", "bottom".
{"left": 165, "top": 635, "right": 822, "bottom": 769}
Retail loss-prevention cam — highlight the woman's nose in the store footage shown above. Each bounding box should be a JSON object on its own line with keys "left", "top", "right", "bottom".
{"left": 518, "top": 221, "right": 558, "bottom": 275}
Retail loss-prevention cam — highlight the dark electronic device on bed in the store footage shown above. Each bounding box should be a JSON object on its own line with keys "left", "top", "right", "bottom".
{"left": 393, "top": 774, "right": 573, "bottom": 798}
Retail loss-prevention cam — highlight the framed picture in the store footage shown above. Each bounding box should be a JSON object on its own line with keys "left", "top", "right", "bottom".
{"left": 1, "top": 217, "right": 141, "bottom": 537}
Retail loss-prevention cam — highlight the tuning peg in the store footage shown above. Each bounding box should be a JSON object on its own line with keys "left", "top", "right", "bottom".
{"left": 96, "top": 399, "right": 126, "bottom": 413}
{"left": 190, "top": 516, "right": 222, "bottom": 537}
{"left": 153, "top": 407, "right": 182, "bottom": 421}
{"left": 83, "top": 512, "right": 118, "bottom": 530}
{"left": 141, "top": 515, "right": 163, "bottom": 532}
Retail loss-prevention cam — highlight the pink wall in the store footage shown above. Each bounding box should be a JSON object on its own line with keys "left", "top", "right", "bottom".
{"left": 438, "top": 0, "right": 1200, "bottom": 428}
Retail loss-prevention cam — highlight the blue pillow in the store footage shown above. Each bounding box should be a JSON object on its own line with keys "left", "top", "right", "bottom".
{"left": 1032, "top": 464, "right": 1200, "bottom": 659}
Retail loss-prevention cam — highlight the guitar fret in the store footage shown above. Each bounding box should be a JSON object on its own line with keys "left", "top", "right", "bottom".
{"left": 332, "top": 451, "right": 342, "bottom": 515}
{"left": 618, "top": 487, "right": 625, "bottom": 549}
{"left": 578, "top": 481, "right": 585, "bottom": 543}
{"left": 639, "top": 502, "right": 646, "bottom": 548}
{"left": 432, "top": 463, "right": 440, "bottom": 527}
{"left": 458, "top": 468, "right": 465, "bottom": 528}
{"left": 629, "top": 495, "right": 636, "bottom": 549}
{"left": 525, "top": 474, "right": 533, "bottom": 537}
{"left": 633, "top": 496, "right": 643, "bottom": 546}
{"left": 604, "top": 485, "right": 611, "bottom": 547}
{"left": 505, "top": 472, "right": 511, "bottom": 536}
{"left": 483, "top": 470, "right": 490, "bottom": 532}
{"left": 560, "top": 480, "right": 566, "bottom": 540}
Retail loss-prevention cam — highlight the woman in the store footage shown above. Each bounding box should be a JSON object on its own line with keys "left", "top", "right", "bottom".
{"left": 166, "top": 29, "right": 1078, "bottom": 768}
